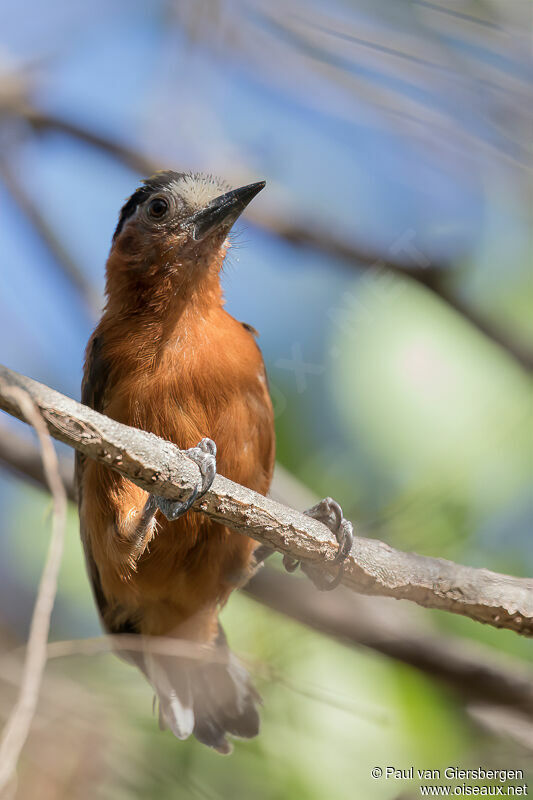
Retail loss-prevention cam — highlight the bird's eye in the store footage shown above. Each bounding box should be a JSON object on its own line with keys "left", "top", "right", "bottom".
{"left": 147, "top": 197, "right": 169, "bottom": 219}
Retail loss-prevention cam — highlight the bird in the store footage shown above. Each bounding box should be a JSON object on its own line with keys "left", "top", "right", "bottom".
{"left": 76, "top": 170, "right": 353, "bottom": 754}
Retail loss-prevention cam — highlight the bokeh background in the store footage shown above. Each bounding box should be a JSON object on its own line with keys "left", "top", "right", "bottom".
{"left": 0, "top": 0, "right": 532, "bottom": 798}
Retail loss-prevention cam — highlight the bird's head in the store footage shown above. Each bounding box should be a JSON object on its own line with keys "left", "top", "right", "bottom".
{"left": 106, "top": 171, "right": 265, "bottom": 308}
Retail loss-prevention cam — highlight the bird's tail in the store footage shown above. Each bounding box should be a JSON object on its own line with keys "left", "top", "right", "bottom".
{"left": 141, "top": 626, "right": 261, "bottom": 755}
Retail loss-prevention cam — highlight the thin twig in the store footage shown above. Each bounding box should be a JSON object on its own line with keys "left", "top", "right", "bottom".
{"left": 0, "top": 388, "right": 67, "bottom": 797}
{"left": 2, "top": 634, "right": 229, "bottom": 666}
{"left": 0, "top": 363, "right": 531, "bottom": 635}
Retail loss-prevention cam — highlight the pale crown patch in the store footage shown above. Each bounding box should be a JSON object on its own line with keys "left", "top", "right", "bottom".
{"left": 176, "top": 173, "right": 230, "bottom": 210}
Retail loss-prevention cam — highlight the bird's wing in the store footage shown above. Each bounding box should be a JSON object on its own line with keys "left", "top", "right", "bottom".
{"left": 75, "top": 334, "right": 118, "bottom": 630}
{"left": 239, "top": 320, "right": 276, "bottom": 487}
{"left": 240, "top": 320, "right": 259, "bottom": 338}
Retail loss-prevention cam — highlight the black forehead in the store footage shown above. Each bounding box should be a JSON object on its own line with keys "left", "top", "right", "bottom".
{"left": 113, "top": 171, "right": 184, "bottom": 241}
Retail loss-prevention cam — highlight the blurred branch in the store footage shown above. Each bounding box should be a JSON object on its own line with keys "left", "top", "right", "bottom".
{"left": 248, "top": 5, "right": 531, "bottom": 170}
{"left": 244, "top": 569, "right": 533, "bottom": 715}
{"left": 18, "top": 105, "right": 158, "bottom": 174}
{"left": 412, "top": 0, "right": 501, "bottom": 30}
{"left": 467, "top": 703, "right": 533, "bottom": 753}
{"left": 0, "top": 424, "right": 73, "bottom": 491}
{"left": 0, "top": 363, "right": 531, "bottom": 635}
{"left": 404, "top": 270, "right": 533, "bottom": 372}
{"left": 0, "top": 159, "right": 100, "bottom": 318}
{"left": 0, "top": 388, "right": 67, "bottom": 798}
{"left": 1, "top": 424, "right": 532, "bottom": 719}
{"left": 4, "top": 101, "right": 532, "bottom": 370}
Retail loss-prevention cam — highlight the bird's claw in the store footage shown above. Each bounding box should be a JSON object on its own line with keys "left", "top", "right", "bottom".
{"left": 286, "top": 497, "right": 354, "bottom": 591}
{"left": 154, "top": 438, "right": 217, "bottom": 521}
{"left": 186, "top": 437, "right": 217, "bottom": 495}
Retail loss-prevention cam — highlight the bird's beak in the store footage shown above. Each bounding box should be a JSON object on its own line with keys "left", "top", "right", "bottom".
{"left": 190, "top": 181, "right": 265, "bottom": 241}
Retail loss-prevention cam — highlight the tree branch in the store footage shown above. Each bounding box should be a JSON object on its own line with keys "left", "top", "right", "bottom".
{"left": 0, "top": 364, "right": 530, "bottom": 635}
{"left": 1, "top": 425, "right": 532, "bottom": 718}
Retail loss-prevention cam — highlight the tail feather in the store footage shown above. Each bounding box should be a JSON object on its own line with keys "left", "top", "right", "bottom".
{"left": 144, "top": 626, "right": 261, "bottom": 754}
{"left": 191, "top": 679, "right": 234, "bottom": 755}
{"left": 191, "top": 650, "right": 260, "bottom": 750}
{"left": 209, "top": 651, "right": 261, "bottom": 738}
{"left": 160, "top": 675, "right": 195, "bottom": 740}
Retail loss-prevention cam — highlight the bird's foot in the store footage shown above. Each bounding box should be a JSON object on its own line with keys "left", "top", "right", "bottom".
{"left": 154, "top": 438, "right": 217, "bottom": 521}
{"left": 283, "top": 497, "right": 354, "bottom": 591}
{"left": 252, "top": 544, "right": 275, "bottom": 568}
